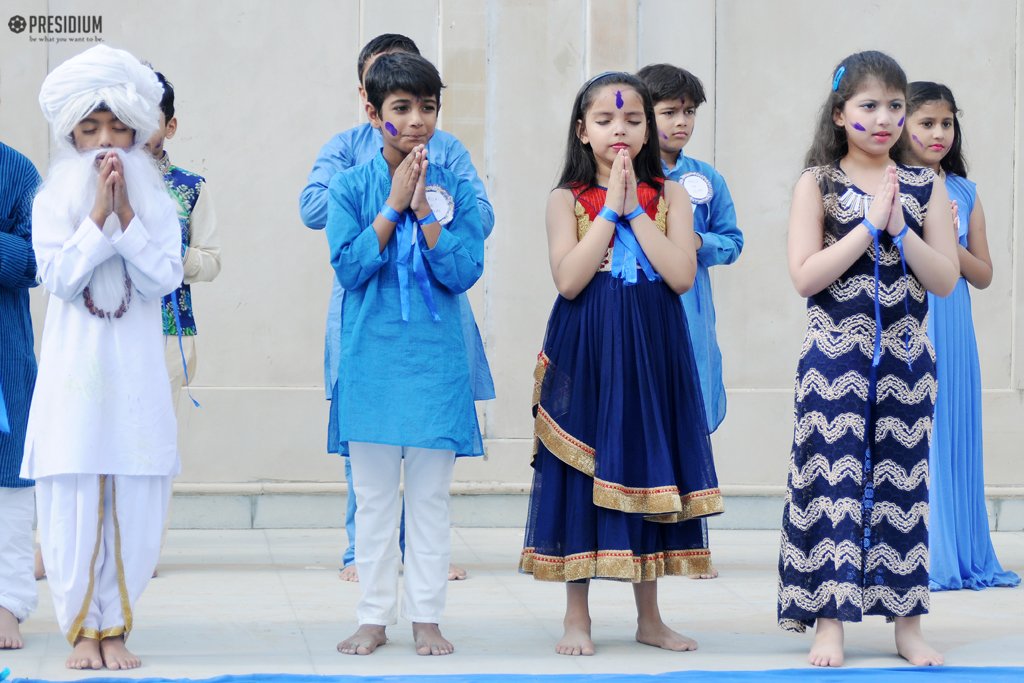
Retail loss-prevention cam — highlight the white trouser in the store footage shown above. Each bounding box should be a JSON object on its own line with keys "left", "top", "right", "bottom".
{"left": 349, "top": 442, "right": 455, "bottom": 625}
{"left": 36, "top": 473, "right": 172, "bottom": 643}
{"left": 0, "top": 486, "right": 37, "bottom": 622}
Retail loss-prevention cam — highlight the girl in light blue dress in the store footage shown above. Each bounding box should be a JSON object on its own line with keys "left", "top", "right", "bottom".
{"left": 902, "top": 81, "right": 1020, "bottom": 592}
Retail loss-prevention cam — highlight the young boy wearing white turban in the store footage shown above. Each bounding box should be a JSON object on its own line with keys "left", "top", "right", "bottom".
{"left": 22, "top": 44, "right": 183, "bottom": 671}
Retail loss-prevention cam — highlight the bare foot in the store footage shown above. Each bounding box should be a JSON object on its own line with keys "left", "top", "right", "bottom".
{"left": 688, "top": 566, "right": 719, "bottom": 580}
{"left": 101, "top": 635, "right": 141, "bottom": 670}
{"left": 809, "top": 618, "right": 844, "bottom": 667}
{"left": 337, "top": 624, "right": 386, "bottom": 655}
{"left": 636, "top": 619, "right": 698, "bottom": 652}
{"left": 339, "top": 564, "right": 359, "bottom": 582}
{"left": 413, "top": 622, "right": 454, "bottom": 656}
{"left": 34, "top": 546, "right": 45, "bottom": 581}
{"left": 895, "top": 616, "right": 943, "bottom": 666}
{"left": 66, "top": 637, "right": 103, "bottom": 670}
{"left": 448, "top": 563, "right": 467, "bottom": 581}
{"left": 0, "top": 607, "right": 24, "bottom": 649}
{"left": 557, "top": 614, "right": 594, "bottom": 656}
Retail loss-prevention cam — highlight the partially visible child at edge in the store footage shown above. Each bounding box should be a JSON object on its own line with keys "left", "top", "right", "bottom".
{"left": 24, "top": 44, "right": 183, "bottom": 671}
{"left": 900, "top": 81, "right": 1019, "bottom": 592}
{"left": 637, "top": 63, "right": 743, "bottom": 581}
{"left": 325, "top": 52, "right": 484, "bottom": 657}
{"left": 299, "top": 33, "right": 494, "bottom": 584}
{"left": 778, "top": 51, "right": 959, "bottom": 668}
{"left": 521, "top": 71, "right": 723, "bottom": 656}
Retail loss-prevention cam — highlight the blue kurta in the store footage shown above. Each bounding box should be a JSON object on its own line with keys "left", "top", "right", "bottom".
{"left": 299, "top": 123, "right": 495, "bottom": 454}
{"left": 0, "top": 142, "right": 41, "bottom": 487}
{"left": 326, "top": 153, "right": 484, "bottom": 455}
{"left": 662, "top": 152, "right": 743, "bottom": 433}
{"left": 926, "top": 174, "right": 1020, "bottom": 591}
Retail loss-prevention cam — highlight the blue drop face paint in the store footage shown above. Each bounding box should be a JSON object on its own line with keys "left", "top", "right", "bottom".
{"left": 852, "top": 122, "right": 866, "bottom": 132}
{"left": 385, "top": 122, "right": 398, "bottom": 137}
{"left": 897, "top": 116, "right": 905, "bottom": 127}
{"left": 615, "top": 90, "right": 624, "bottom": 109}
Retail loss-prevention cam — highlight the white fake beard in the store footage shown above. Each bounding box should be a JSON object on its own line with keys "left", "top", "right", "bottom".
{"left": 37, "top": 146, "right": 170, "bottom": 313}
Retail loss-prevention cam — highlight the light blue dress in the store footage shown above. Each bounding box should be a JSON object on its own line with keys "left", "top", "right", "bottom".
{"left": 926, "top": 174, "right": 1020, "bottom": 591}
{"left": 662, "top": 152, "right": 743, "bottom": 432}
{"left": 326, "top": 153, "right": 484, "bottom": 456}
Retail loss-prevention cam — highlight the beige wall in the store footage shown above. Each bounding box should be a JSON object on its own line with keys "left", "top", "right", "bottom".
{"left": 2, "top": 0, "right": 1021, "bottom": 492}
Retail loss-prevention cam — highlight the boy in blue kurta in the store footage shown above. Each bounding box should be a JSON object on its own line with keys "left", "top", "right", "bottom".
{"left": 300, "top": 34, "right": 493, "bottom": 582}
{"left": 0, "top": 141, "right": 41, "bottom": 650}
{"left": 637, "top": 64, "right": 743, "bottom": 435}
{"left": 326, "top": 53, "right": 483, "bottom": 657}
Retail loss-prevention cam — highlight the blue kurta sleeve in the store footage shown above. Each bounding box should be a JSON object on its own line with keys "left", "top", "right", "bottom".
{"left": 0, "top": 162, "right": 40, "bottom": 290}
{"left": 326, "top": 170, "right": 389, "bottom": 290}
{"left": 422, "top": 174, "right": 484, "bottom": 294}
{"left": 696, "top": 169, "right": 743, "bottom": 268}
{"left": 441, "top": 136, "right": 495, "bottom": 239}
{"left": 299, "top": 135, "right": 353, "bottom": 230}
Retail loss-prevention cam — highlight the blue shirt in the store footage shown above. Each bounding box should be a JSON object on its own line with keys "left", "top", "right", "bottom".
{"left": 299, "top": 124, "right": 495, "bottom": 414}
{"left": 662, "top": 151, "right": 744, "bottom": 432}
{"left": 326, "top": 153, "right": 484, "bottom": 455}
{"left": 0, "top": 142, "right": 40, "bottom": 487}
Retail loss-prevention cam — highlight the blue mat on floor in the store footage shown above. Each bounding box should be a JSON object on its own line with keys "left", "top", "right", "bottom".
{"left": 11, "top": 669, "right": 1024, "bottom": 683}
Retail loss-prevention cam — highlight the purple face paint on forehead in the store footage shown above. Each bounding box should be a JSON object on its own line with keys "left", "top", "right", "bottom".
{"left": 615, "top": 90, "right": 624, "bottom": 109}
{"left": 384, "top": 122, "right": 398, "bottom": 137}
{"left": 897, "top": 116, "right": 905, "bottom": 127}
{"left": 852, "top": 122, "right": 866, "bottom": 132}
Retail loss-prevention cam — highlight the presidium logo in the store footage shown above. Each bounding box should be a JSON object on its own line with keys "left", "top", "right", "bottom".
{"left": 8, "top": 14, "right": 103, "bottom": 43}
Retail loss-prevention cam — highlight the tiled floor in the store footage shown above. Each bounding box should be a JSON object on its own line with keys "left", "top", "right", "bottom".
{"left": 5, "top": 529, "right": 1023, "bottom": 680}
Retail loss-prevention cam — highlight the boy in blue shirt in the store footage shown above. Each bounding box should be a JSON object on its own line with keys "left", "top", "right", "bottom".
{"left": 326, "top": 52, "right": 483, "bottom": 657}
{"left": 300, "top": 34, "right": 493, "bottom": 584}
{"left": 637, "top": 64, "right": 743, "bottom": 580}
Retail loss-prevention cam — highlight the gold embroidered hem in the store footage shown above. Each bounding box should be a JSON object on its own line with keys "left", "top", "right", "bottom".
{"left": 100, "top": 625, "right": 126, "bottom": 639}
{"left": 593, "top": 476, "right": 682, "bottom": 515}
{"left": 67, "top": 476, "right": 106, "bottom": 645}
{"left": 520, "top": 547, "right": 713, "bottom": 583}
{"left": 78, "top": 627, "right": 101, "bottom": 641}
{"left": 535, "top": 405, "right": 596, "bottom": 476}
{"left": 111, "top": 478, "right": 134, "bottom": 640}
{"left": 532, "top": 352, "right": 550, "bottom": 408}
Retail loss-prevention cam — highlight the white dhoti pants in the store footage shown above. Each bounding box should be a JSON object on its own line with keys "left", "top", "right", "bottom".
{"left": 36, "top": 473, "right": 172, "bottom": 643}
{"left": 0, "top": 486, "right": 38, "bottom": 622}
{"left": 348, "top": 442, "right": 455, "bottom": 625}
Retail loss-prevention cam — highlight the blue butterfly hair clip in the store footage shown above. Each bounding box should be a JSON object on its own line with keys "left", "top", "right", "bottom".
{"left": 832, "top": 65, "right": 846, "bottom": 92}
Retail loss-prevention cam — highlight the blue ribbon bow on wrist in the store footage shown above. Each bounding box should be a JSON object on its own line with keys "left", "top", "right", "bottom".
{"left": 396, "top": 213, "right": 441, "bottom": 322}
{"left": 599, "top": 205, "right": 661, "bottom": 285}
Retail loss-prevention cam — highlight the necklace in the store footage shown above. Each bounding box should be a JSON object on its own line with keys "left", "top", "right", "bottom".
{"left": 82, "top": 262, "right": 133, "bottom": 319}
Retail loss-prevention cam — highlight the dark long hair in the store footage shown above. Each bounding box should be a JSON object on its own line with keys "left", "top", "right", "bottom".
{"left": 556, "top": 72, "right": 663, "bottom": 190}
{"left": 804, "top": 51, "right": 907, "bottom": 168}
{"left": 901, "top": 81, "right": 968, "bottom": 178}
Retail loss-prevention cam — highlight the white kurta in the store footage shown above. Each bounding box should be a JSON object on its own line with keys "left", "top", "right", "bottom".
{"left": 21, "top": 192, "right": 183, "bottom": 479}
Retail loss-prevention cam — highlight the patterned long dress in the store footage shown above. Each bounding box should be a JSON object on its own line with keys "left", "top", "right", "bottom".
{"left": 778, "top": 164, "right": 937, "bottom": 631}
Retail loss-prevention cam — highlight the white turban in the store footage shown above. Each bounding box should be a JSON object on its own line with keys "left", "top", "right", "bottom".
{"left": 38, "top": 44, "right": 163, "bottom": 149}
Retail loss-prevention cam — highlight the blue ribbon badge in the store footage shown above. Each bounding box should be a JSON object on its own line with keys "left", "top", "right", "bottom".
{"left": 396, "top": 211, "right": 441, "bottom": 322}
{"left": 601, "top": 205, "right": 661, "bottom": 286}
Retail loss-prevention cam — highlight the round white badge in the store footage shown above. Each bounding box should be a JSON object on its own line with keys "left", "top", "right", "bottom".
{"left": 679, "top": 172, "right": 713, "bottom": 205}
{"left": 425, "top": 186, "right": 455, "bottom": 225}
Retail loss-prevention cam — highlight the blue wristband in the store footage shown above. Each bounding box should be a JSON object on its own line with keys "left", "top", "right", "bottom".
{"left": 380, "top": 204, "right": 402, "bottom": 223}
{"left": 598, "top": 206, "right": 619, "bottom": 223}
{"left": 892, "top": 223, "right": 910, "bottom": 247}
{"left": 417, "top": 211, "right": 438, "bottom": 227}
{"left": 862, "top": 217, "right": 882, "bottom": 237}
{"left": 623, "top": 205, "right": 644, "bottom": 221}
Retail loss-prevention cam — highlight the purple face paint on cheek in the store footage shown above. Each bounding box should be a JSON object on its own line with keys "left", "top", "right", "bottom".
{"left": 911, "top": 134, "right": 925, "bottom": 148}
{"left": 852, "top": 122, "right": 866, "bottom": 132}
{"left": 897, "top": 116, "right": 905, "bottom": 127}
{"left": 660, "top": 131, "right": 669, "bottom": 140}
{"left": 615, "top": 90, "right": 624, "bottom": 109}
{"left": 384, "top": 122, "right": 398, "bottom": 137}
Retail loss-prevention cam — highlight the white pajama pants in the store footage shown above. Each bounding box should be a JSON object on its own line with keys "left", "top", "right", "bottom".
{"left": 0, "top": 486, "right": 37, "bottom": 622}
{"left": 349, "top": 442, "right": 455, "bottom": 625}
{"left": 36, "top": 473, "right": 172, "bottom": 643}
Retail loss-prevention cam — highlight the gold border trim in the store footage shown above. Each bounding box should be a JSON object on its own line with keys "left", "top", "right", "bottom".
{"left": 654, "top": 196, "right": 668, "bottom": 232}
{"left": 532, "top": 352, "right": 550, "bottom": 408}
{"left": 110, "top": 477, "right": 134, "bottom": 640}
{"left": 593, "top": 476, "right": 682, "bottom": 515}
{"left": 520, "top": 547, "right": 713, "bottom": 583}
{"left": 67, "top": 476, "right": 106, "bottom": 645}
{"left": 535, "top": 405, "right": 595, "bottom": 476}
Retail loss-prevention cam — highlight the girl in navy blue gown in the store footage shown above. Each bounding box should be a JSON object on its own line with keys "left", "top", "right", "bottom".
{"left": 520, "top": 72, "right": 722, "bottom": 656}
{"left": 779, "top": 51, "right": 959, "bottom": 668}
{"left": 901, "top": 82, "right": 1020, "bottom": 592}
